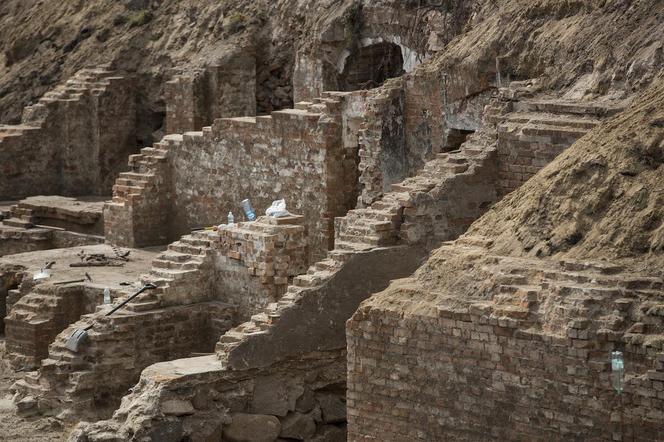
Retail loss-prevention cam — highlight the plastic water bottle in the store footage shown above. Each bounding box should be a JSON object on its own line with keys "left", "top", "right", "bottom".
{"left": 611, "top": 351, "right": 624, "bottom": 394}
{"left": 241, "top": 199, "right": 257, "bottom": 221}
{"left": 228, "top": 211, "right": 235, "bottom": 226}
{"left": 103, "top": 288, "right": 111, "bottom": 305}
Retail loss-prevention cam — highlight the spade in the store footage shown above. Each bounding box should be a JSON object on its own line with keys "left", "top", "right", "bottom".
{"left": 65, "top": 283, "right": 157, "bottom": 352}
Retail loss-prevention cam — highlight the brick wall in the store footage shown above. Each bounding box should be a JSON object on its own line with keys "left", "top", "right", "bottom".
{"left": 5, "top": 285, "right": 87, "bottom": 368}
{"left": 165, "top": 53, "right": 257, "bottom": 135}
{"left": 347, "top": 250, "right": 664, "bottom": 441}
{"left": 0, "top": 68, "right": 137, "bottom": 199}
{"left": 167, "top": 104, "right": 346, "bottom": 262}
{"left": 491, "top": 93, "right": 623, "bottom": 197}
{"left": 214, "top": 216, "right": 308, "bottom": 320}
{"left": 32, "top": 300, "right": 236, "bottom": 419}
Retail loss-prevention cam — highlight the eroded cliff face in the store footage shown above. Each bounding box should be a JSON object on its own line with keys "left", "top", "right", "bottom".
{"left": 1, "top": 0, "right": 661, "bottom": 128}
{"left": 0, "top": 0, "right": 459, "bottom": 141}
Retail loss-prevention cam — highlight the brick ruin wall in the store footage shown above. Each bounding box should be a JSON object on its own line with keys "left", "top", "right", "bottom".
{"left": 347, "top": 248, "right": 664, "bottom": 441}
{"left": 105, "top": 95, "right": 362, "bottom": 262}
{"left": 165, "top": 52, "right": 257, "bottom": 135}
{"left": 74, "top": 351, "right": 349, "bottom": 442}
{"left": 215, "top": 216, "right": 308, "bottom": 320}
{"left": 0, "top": 70, "right": 137, "bottom": 199}
{"left": 12, "top": 218, "right": 307, "bottom": 418}
{"left": 0, "top": 229, "right": 103, "bottom": 258}
{"left": 4, "top": 284, "right": 102, "bottom": 369}
{"left": 33, "top": 301, "right": 236, "bottom": 419}
{"left": 171, "top": 112, "right": 344, "bottom": 263}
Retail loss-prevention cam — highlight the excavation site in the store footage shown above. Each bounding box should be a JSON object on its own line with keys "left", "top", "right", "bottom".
{"left": 0, "top": 0, "right": 663, "bottom": 440}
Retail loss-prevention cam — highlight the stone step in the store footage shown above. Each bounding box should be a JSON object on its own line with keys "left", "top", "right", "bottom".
{"left": 151, "top": 258, "right": 201, "bottom": 271}
{"left": 514, "top": 100, "right": 624, "bottom": 117}
{"left": 124, "top": 300, "right": 161, "bottom": 312}
{"left": 156, "top": 251, "right": 202, "bottom": 263}
{"left": 336, "top": 233, "right": 386, "bottom": 247}
{"left": 441, "top": 162, "right": 470, "bottom": 174}
{"left": 292, "top": 274, "right": 326, "bottom": 288}
{"left": 140, "top": 147, "right": 168, "bottom": 157}
{"left": 504, "top": 112, "right": 600, "bottom": 130}
{"left": 114, "top": 178, "right": 147, "bottom": 188}
{"left": 168, "top": 242, "right": 206, "bottom": 255}
{"left": 314, "top": 259, "right": 341, "bottom": 272}
{"left": 508, "top": 122, "right": 588, "bottom": 138}
{"left": 180, "top": 236, "right": 212, "bottom": 248}
{"left": 112, "top": 184, "right": 144, "bottom": 196}
{"left": 119, "top": 171, "right": 151, "bottom": 182}
{"left": 148, "top": 268, "right": 199, "bottom": 281}
{"left": 2, "top": 217, "right": 34, "bottom": 228}
{"left": 333, "top": 240, "right": 374, "bottom": 252}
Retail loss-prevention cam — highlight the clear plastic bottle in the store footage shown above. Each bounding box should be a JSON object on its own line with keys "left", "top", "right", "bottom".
{"left": 103, "top": 287, "right": 111, "bottom": 305}
{"left": 228, "top": 211, "right": 235, "bottom": 226}
{"left": 611, "top": 351, "right": 624, "bottom": 394}
{"left": 241, "top": 199, "right": 257, "bottom": 221}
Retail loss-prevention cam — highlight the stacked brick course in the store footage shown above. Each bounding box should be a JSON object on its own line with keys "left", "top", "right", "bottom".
{"left": 0, "top": 66, "right": 137, "bottom": 199}
{"left": 492, "top": 94, "right": 625, "bottom": 196}
{"left": 5, "top": 285, "right": 89, "bottom": 369}
{"left": 216, "top": 215, "right": 308, "bottom": 319}
{"left": 103, "top": 134, "right": 180, "bottom": 247}
{"left": 347, "top": 238, "right": 664, "bottom": 441}
{"left": 165, "top": 54, "right": 257, "bottom": 135}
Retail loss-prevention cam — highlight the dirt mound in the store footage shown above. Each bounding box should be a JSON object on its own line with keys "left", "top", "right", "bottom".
{"left": 469, "top": 75, "right": 664, "bottom": 271}
{"left": 366, "top": 75, "right": 664, "bottom": 316}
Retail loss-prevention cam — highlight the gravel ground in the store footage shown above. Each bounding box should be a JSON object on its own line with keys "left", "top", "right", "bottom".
{"left": 0, "top": 338, "right": 69, "bottom": 441}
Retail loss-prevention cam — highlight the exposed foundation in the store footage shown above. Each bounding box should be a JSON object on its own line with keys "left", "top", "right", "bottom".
{"left": 0, "top": 3, "right": 660, "bottom": 440}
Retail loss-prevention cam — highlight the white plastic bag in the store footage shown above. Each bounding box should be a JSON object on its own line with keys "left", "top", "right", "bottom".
{"left": 265, "top": 199, "right": 290, "bottom": 218}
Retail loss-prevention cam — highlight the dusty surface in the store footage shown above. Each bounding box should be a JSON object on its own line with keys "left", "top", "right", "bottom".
{"left": 0, "top": 244, "right": 163, "bottom": 290}
{"left": 370, "top": 75, "right": 664, "bottom": 316}
{"left": 0, "top": 340, "right": 68, "bottom": 441}
{"left": 469, "top": 76, "right": 664, "bottom": 272}
{"left": 0, "top": 0, "right": 371, "bottom": 128}
{"left": 18, "top": 196, "right": 107, "bottom": 216}
{"left": 422, "top": 0, "right": 664, "bottom": 102}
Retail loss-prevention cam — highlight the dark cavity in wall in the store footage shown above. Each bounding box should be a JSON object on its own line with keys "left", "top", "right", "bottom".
{"left": 340, "top": 42, "right": 405, "bottom": 91}
{"left": 134, "top": 73, "right": 166, "bottom": 147}
{"left": 444, "top": 128, "right": 474, "bottom": 151}
{"left": 255, "top": 25, "right": 295, "bottom": 114}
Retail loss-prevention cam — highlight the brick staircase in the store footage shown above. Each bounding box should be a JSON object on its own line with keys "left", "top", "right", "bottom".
{"left": 109, "top": 133, "right": 183, "bottom": 205}
{"left": 445, "top": 235, "right": 664, "bottom": 340}
{"left": 103, "top": 133, "right": 186, "bottom": 247}
{"left": 0, "top": 64, "right": 130, "bottom": 201}
{"left": 216, "top": 129, "right": 499, "bottom": 363}
{"left": 0, "top": 65, "right": 121, "bottom": 147}
{"left": 4, "top": 285, "right": 85, "bottom": 369}
{"left": 491, "top": 92, "right": 626, "bottom": 195}
{"left": 131, "top": 230, "right": 216, "bottom": 309}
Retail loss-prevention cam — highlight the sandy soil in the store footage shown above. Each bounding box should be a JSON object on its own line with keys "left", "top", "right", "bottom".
{"left": 0, "top": 339, "right": 69, "bottom": 441}
{"left": 0, "top": 244, "right": 163, "bottom": 293}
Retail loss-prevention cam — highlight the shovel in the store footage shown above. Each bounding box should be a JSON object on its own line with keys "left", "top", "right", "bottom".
{"left": 65, "top": 283, "right": 158, "bottom": 352}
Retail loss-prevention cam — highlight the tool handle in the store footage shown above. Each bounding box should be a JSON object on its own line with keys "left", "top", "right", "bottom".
{"left": 104, "top": 284, "right": 157, "bottom": 317}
